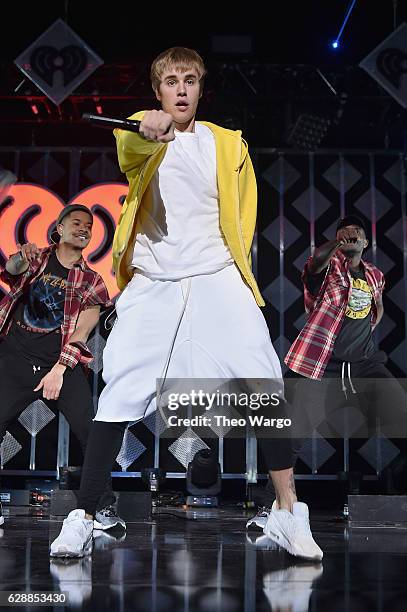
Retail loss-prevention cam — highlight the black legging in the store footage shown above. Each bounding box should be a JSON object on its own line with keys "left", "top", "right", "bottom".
{"left": 77, "top": 421, "right": 128, "bottom": 515}
{"left": 0, "top": 346, "right": 115, "bottom": 511}
{"left": 77, "top": 418, "right": 294, "bottom": 516}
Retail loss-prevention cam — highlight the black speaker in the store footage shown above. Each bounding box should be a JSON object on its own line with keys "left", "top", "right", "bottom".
{"left": 50, "top": 490, "right": 152, "bottom": 521}
{"left": 348, "top": 495, "right": 407, "bottom": 527}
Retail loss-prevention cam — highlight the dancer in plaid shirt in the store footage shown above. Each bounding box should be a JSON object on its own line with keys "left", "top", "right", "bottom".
{"left": 285, "top": 215, "right": 407, "bottom": 458}
{"left": 0, "top": 204, "right": 124, "bottom": 531}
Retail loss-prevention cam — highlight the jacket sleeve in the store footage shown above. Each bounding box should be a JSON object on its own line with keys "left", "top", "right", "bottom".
{"left": 114, "top": 110, "right": 166, "bottom": 174}
{"left": 58, "top": 273, "right": 112, "bottom": 369}
{"left": 82, "top": 273, "right": 112, "bottom": 311}
{"left": 302, "top": 257, "right": 320, "bottom": 315}
{"left": 0, "top": 252, "right": 41, "bottom": 288}
{"left": 58, "top": 341, "right": 93, "bottom": 369}
{"left": 0, "top": 265, "right": 23, "bottom": 289}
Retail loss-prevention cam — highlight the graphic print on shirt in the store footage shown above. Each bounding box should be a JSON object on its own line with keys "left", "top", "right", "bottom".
{"left": 21, "top": 269, "right": 66, "bottom": 333}
{"left": 345, "top": 277, "right": 372, "bottom": 320}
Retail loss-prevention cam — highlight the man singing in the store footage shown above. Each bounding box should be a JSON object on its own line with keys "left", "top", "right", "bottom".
{"left": 51, "top": 48, "right": 322, "bottom": 561}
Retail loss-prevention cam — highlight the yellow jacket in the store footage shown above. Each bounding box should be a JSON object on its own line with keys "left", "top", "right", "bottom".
{"left": 113, "top": 111, "right": 265, "bottom": 306}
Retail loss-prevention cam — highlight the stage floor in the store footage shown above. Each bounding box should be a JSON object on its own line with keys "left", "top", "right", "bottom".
{"left": 1, "top": 505, "right": 407, "bottom": 611}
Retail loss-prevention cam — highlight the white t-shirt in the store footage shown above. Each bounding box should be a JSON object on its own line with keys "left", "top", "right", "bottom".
{"left": 131, "top": 122, "right": 233, "bottom": 280}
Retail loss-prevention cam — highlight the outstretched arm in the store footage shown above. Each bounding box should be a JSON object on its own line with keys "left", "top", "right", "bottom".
{"left": 308, "top": 228, "right": 361, "bottom": 274}
{"left": 5, "top": 242, "right": 41, "bottom": 275}
{"left": 114, "top": 110, "right": 174, "bottom": 173}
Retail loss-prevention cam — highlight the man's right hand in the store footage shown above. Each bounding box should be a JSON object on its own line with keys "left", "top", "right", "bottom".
{"left": 18, "top": 242, "right": 41, "bottom": 263}
{"left": 140, "top": 110, "right": 175, "bottom": 143}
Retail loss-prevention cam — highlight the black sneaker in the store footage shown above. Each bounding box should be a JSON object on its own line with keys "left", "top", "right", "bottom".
{"left": 93, "top": 506, "right": 126, "bottom": 531}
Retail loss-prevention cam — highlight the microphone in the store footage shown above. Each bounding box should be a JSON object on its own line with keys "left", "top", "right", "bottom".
{"left": 82, "top": 113, "right": 141, "bottom": 133}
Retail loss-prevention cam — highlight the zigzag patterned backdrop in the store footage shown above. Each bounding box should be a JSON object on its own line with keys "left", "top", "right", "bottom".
{"left": 0, "top": 147, "right": 405, "bottom": 480}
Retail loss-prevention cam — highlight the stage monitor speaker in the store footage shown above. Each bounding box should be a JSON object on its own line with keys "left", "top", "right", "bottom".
{"left": 348, "top": 495, "right": 407, "bottom": 527}
{"left": 50, "top": 490, "right": 152, "bottom": 521}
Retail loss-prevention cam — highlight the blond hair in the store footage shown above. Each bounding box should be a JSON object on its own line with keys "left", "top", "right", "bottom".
{"left": 150, "top": 47, "right": 206, "bottom": 93}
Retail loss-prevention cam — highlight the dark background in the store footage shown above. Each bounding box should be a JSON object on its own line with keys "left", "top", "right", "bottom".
{"left": 1, "top": 0, "right": 407, "bottom": 148}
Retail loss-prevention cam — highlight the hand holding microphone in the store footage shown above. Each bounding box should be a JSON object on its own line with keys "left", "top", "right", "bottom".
{"left": 82, "top": 113, "right": 141, "bottom": 132}
{"left": 82, "top": 109, "right": 175, "bottom": 143}
{"left": 138, "top": 110, "right": 175, "bottom": 143}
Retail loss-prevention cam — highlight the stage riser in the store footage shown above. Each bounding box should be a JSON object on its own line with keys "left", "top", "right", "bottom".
{"left": 348, "top": 495, "right": 407, "bottom": 527}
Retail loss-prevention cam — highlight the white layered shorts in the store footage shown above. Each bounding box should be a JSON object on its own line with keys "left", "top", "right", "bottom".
{"left": 95, "top": 264, "right": 282, "bottom": 422}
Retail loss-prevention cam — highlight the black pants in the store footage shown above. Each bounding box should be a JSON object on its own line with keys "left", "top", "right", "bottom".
{"left": 290, "top": 353, "right": 407, "bottom": 460}
{"left": 0, "top": 346, "right": 115, "bottom": 511}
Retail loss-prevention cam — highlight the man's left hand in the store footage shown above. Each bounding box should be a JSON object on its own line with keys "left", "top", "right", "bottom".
{"left": 34, "top": 363, "right": 66, "bottom": 400}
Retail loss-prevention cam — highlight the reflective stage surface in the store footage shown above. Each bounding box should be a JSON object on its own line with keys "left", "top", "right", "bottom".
{"left": 1, "top": 506, "right": 407, "bottom": 611}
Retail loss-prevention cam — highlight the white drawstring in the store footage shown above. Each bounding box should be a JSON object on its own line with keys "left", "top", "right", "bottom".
{"left": 341, "top": 361, "right": 357, "bottom": 398}
{"left": 341, "top": 361, "right": 347, "bottom": 398}
{"left": 103, "top": 307, "right": 117, "bottom": 331}
{"left": 347, "top": 362, "right": 357, "bottom": 395}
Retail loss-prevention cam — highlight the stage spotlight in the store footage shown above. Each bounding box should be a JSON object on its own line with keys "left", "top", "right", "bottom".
{"left": 331, "top": 0, "right": 357, "bottom": 50}
{"left": 186, "top": 449, "right": 221, "bottom": 507}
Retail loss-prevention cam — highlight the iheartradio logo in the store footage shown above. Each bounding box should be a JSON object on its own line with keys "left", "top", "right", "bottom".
{"left": 0, "top": 183, "right": 129, "bottom": 298}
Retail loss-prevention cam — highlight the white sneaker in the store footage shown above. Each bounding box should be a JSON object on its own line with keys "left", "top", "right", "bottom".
{"left": 264, "top": 501, "right": 323, "bottom": 561}
{"left": 246, "top": 507, "right": 270, "bottom": 531}
{"left": 50, "top": 509, "right": 93, "bottom": 558}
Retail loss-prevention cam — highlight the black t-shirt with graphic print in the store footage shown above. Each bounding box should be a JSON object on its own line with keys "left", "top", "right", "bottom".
{"left": 305, "top": 265, "right": 376, "bottom": 362}
{"left": 4, "top": 252, "right": 69, "bottom": 366}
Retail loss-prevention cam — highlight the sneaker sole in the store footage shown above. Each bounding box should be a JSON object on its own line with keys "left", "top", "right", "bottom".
{"left": 246, "top": 534, "right": 279, "bottom": 550}
{"left": 50, "top": 534, "right": 93, "bottom": 558}
{"left": 93, "top": 520, "right": 126, "bottom": 531}
{"left": 246, "top": 519, "right": 267, "bottom": 531}
{"left": 264, "top": 514, "right": 323, "bottom": 561}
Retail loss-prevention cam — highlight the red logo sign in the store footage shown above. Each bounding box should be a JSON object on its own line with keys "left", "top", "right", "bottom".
{"left": 0, "top": 183, "right": 128, "bottom": 298}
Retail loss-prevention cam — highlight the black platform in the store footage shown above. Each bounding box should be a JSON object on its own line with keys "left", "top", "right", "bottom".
{"left": 1, "top": 503, "right": 407, "bottom": 611}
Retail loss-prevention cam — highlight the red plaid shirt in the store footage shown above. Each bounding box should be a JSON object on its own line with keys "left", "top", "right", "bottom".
{"left": 0, "top": 245, "right": 111, "bottom": 369}
{"left": 284, "top": 250, "right": 385, "bottom": 380}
